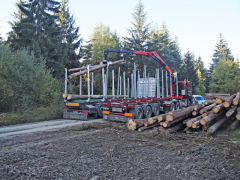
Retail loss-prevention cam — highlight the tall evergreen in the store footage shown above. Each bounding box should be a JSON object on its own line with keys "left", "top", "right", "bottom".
{"left": 8, "top": 0, "right": 67, "bottom": 79}
{"left": 210, "top": 33, "right": 234, "bottom": 72}
{"left": 123, "top": 0, "right": 151, "bottom": 73}
{"left": 56, "top": 0, "right": 82, "bottom": 69}
{"left": 194, "top": 56, "right": 207, "bottom": 94}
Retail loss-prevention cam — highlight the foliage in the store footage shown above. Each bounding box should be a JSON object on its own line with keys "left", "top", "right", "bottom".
{"left": 56, "top": 0, "right": 82, "bottom": 69}
{"left": 194, "top": 56, "right": 207, "bottom": 94}
{"left": 210, "top": 58, "right": 240, "bottom": 94}
{"left": 0, "top": 45, "right": 64, "bottom": 113}
{"left": 7, "top": 0, "right": 67, "bottom": 79}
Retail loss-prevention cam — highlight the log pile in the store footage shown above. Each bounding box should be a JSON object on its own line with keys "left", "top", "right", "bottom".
{"left": 127, "top": 93, "right": 240, "bottom": 134}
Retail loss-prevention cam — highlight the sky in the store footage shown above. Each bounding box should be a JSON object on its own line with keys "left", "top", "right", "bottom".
{"left": 0, "top": 0, "right": 240, "bottom": 68}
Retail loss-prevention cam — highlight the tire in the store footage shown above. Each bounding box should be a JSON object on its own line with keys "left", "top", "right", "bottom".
{"left": 153, "top": 105, "right": 160, "bottom": 116}
{"left": 134, "top": 106, "right": 143, "bottom": 119}
{"left": 97, "top": 104, "right": 103, "bottom": 117}
{"left": 145, "top": 106, "right": 152, "bottom": 118}
{"left": 170, "top": 103, "right": 175, "bottom": 111}
{"left": 175, "top": 102, "right": 180, "bottom": 110}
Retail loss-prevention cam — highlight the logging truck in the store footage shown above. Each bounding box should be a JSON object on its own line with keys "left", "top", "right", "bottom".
{"left": 102, "top": 49, "right": 194, "bottom": 122}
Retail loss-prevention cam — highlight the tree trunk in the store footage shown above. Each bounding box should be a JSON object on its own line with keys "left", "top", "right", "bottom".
{"left": 236, "top": 112, "right": 240, "bottom": 120}
{"left": 158, "top": 114, "right": 167, "bottom": 122}
{"left": 230, "top": 119, "right": 240, "bottom": 130}
{"left": 163, "top": 114, "right": 191, "bottom": 127}
{"left": 127, "top": 119, "right": 148, "bottom": 130}
{"left": 212, "top": 103, "right": 224, "bottom": 113}
{"left": 168, "top": 108, "right": 185, "bottom": 114}
{"left": 204, "top": 100, "right": 215, "bottom": 106}
{"left": 148, "top": 117, "right": 157, "bottom": 125}
{"left": 138, "top": 123, "right": 159, "bottom": 132}
{"left": 192, "top": 111, "right": 199, "bottom": 116}
{"left": 200, "top": 112, "right": 223, "bottom": 125}
{"left": 207, "top": 117, "right": 228, "bottom": 134}
{"left": 233, "top": 92, "right": 240, "bottom": 106}
{"left": 166, "top": 105, "right": 197, "bottom": 121}
{"left": 237, "top": 107, "right": 240, "bottom": 113}
{"left": 202, "top": 112, "right": 211, "bottom": 118}
{"left": 164, "top": 123, "right": 186, "bottom": 133}
{"left": 194, "top": 104, "right": 202, "bottom": 111}
{"left": 226, "top": 106, "right": 237, "bottom": 117}
{"left": 192, "top": 119, "right": 201, "bottom": 128}
{"left": 202, "top": 103, "right": 216, "bottom": 113}
{"left": 70, "top": 59, "right": 124, "bottom": 78}
{"left": 223, "top": 94, "right": 236, "bottom": 108}
{"left": 186, "top": 115, "right": 202, "bottom": 127}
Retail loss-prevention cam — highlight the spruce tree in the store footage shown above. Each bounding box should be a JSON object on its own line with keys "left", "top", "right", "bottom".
{"left": 8, "top": 0, "right": 66, "bottom": 79}
{"left": 56, "top": 0, "right": 82, "bottom": 69}
{"left": 194, "top": 56, "right": 207, "bottom": 94}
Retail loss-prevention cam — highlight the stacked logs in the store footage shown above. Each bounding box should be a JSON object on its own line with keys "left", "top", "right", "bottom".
{"left": 127, "top": 92, "right": 240, "bottom": 134}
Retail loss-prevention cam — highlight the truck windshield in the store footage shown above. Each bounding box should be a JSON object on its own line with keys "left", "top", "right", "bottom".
{"left": 195, "top": 96, "right": 204, "bottom": 100}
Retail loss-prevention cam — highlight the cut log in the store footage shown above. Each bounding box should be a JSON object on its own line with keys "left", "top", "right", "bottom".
{"left": 68, "top": 65, "right": 97, "bottom": 72}
{"left": 192, "top": 119, "right": 201, "bottom": 128}
{"left": 148, "top": 117, "right": 157, "bottom": 125}
{"left": 158, "top": 114, "right": 167, "bottom": 122}
{"left": 67, "top": 94, "right": 125, "bottom": 100}
{"left": 200, "top": 112, "right": 223, "bottom": 125}
{"left": 233, "top": 92, "right": 240, "bottom": 106}
{"left": 204, "top": 100, "right": 215, "bottom": 106}
{"left": 62, "top": 93, "right": 68, "bottom": 99}
{"left": 168, "top": 108, "right": 185, "bottom": 114}
{"left": 212, "top": 103, "right": 224, "bottom": 113}
{"left": 202, "top": 103, "right": 216, "bottom": 113}
{"left": 202, "top": 112, "right": 211, "bottom": 118}
{"left": 207, "top": 117, "right": 228, "bottom": 134}
{"left": 192, "top": 111, "right": 199, "bottom": 116}
{"left": 138, "top": 123, "right": 159, "bottom": 132}
{"left": 200, "top": 109, "right": 204, "bottom": 114}
{"left": 164, "top": 123, "right": 186, "bottom": 133}
{"left": 194, "top": 104, "right": 202, "bottom": 111}
{"left": 163, "top": 114, "right": 191, "bottom": 127}
{"left": 166, "top": 105, "right": 197, "bottom": 121}
{"left": 127, "top": 119, "right": 148, "bottom": 130}
{"left": 230, "top": 119, "right": 240, "bottom": 130}
{"left": 215, "top": 97, "right": 225, "bottom": 104}
{"left": 223, "top": 94, "right": 236, "bottom": 108}
{"left": 160, "top": 122, "right": 164, "bottom": 126}
{"left": 70, "top": 59, "right": 125, "bottom": 78}
{"left": 186, "top": 115, "right": 202, "bottom": 127}
{"left": 226, "top": 106, "right": 237, "bottom": 117}
{"left": 238, "top": 107, "right": 240, "bottom": 113}
{"left": 236, "top": 112, "right": 240, "bottom": 120}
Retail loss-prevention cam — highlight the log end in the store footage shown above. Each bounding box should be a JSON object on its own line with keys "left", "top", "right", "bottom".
{"left": 200, "top": 118, "right": 206, "bottom": 125}
{"left": 223, "top": 102, "right": 230, "bottom": 108}
{"left": 166, "top": 114, "right": 173, "bottom": 122}
{"left": 186, "top": 120, "right": 193, "bottom": 127}
{"left": 157, "top": 115, "right": 162, "bottom": 122}
{"left": 233, "top": 100, "right": 238, "bottom": 106}
{"left": 127, "top": 119, "right": 137, "bottom": 130}
{"left": 162, "top": 122, "right": 168, "bottom": 128}
{"left": 69, "top": 75, "right": 73, "bottom": 79}
{"left": 212, "top": 107, "right": 219, "bottom": 113}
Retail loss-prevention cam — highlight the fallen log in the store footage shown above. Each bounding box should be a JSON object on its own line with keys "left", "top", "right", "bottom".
{"left": 233, "top": 92, "right": 240, "bottom": 106}
{"left": 223, "top": 94, "right": 236, "bottom": 108}
{"left": 230, "top": 119, "right": 240, "bottom": 130}
{"left": 70, "top": 59, "right": 125, "bottom": 78}
{"left": 207, "top": 117, "right": 228, "bottom": 134}
{"left": 164, "top": 123, "right": 186, "bottom": 134}
{"left": 138, "top": 123, "right": 159, "bottom": 132}
{"left": 204, "top": 100, "right": 215, "bottom": 106}
{"left": 236, "top": 112, "right": 240, "bottom": 120}
{"left": 194, "top": 104, "right": 203, "bottom": 111}
{"left": 226, "top": 106, "right": 237, "bottom": 117}
{"left": 215, "top": 97, "right": 225, "bottom": 104}
{"left": 212, "top": 103, "right": 224, "bottom": 113}
{"left": 192, "top": 119, "right": 201, "bottom": 128}
{"left": 202, "top": 103, "right": 216, "bottom": 113}
{"left": 200, "top": 112, "right": 223, "bottom": 125}
{"left": 168, "top": 108, "right": 185, "bottom": 114}
{"left": 202, "top": 112, "right": 211, "bottom": 118}
{"left": 238, "top": 107, "right": 240, "bottom": 113}
{"left": 127, "top": 119, "right": 148, "bottom": 130}
{"left": 148, "top": 117, "right": 158, "bottom": 125}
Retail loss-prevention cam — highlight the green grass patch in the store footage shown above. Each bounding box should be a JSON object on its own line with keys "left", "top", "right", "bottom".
{"left": 229, "top": 128, "right": 240, "bottom": 142}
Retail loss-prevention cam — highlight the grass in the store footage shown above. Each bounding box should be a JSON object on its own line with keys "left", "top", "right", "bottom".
{"left": 229, "top": 129, "right": 240, "bottom": 142}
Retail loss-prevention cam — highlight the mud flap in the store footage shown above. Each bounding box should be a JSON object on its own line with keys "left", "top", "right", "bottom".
{"left": 63, "top": 112, "right": 88, "bottom": 121}
{"left": 103, "top": 114, "right": 132, "bottom": 122}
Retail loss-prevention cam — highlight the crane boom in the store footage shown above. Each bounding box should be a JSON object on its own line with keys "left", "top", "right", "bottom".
{"left": 104, "top": 49, "right": 173, "bottom": 76}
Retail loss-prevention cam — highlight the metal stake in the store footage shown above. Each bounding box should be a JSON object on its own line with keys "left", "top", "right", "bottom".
{"left": 120, "top": 76, "right": 122, "bottom": 96}
{"left": 127, "top": 78, "right": 129, "bottom": 98}
{"left": 117, "top": 67, "right": 120, "bottom": 98}
{"left": 102, "top": 68, "right": 105, "bottom": 97}
{"left": 65, "top": 68, "right": 67, "bottom": 95}
{"left": 134, "top": 63, "right": 137, "bottom": 99}
{"left": 112, "top": 69, "right": 115, "bottom": 99}
{"left": 123, "top": 72, "right": 126, "bottom": 99}
{"left": 170, "top": 72, "right": 172, "bottom": 97}
{"left": 162, "top": 70, "right": 164, "bottom": 98}
{"left": 87, "top": 65, "right": 90, "bottom": 101}
{"left": 91, "top": 72, "right": 93, "bottom": 95}
{"left": 79, "top": 71, "right": 82, "bottom": 95}
{"left": 166, "top": 70, "right": 168, "bottom": 97}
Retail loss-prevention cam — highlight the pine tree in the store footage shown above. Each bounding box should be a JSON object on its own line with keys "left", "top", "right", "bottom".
{"left": 56, "top": 0, "right": 82, "bottom": 69}
{"left": 8, "top": 0, "right": 67, "bottom": 79}
{"left": 210, "top": 33, "right": 234, "bottom": 72}
{"left": 194, "top": 56, "right": 207, "bottom": 94}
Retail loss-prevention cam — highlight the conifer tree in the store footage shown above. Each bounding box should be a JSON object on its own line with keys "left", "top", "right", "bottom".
{"left": 56, "top": 0, "right": 82, "bottom": 69}
{"left": 194, "top": 56, "right": 207, "bottom": 94}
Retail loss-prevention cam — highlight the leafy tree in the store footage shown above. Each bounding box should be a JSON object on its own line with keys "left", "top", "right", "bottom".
{"left": 210, "top": 58, "right": 240, "bottom": 94}
{"left": 210, "top": 33, "right": 234, "bottom": 72}
{"left": 181, "top": 50, "right": 198, "bottom": 86}
{"left": 8, "top": 0, "right": 67, "bottom": 79}
{"left": 56, "top": 0, "right": 82, "bottom": 69}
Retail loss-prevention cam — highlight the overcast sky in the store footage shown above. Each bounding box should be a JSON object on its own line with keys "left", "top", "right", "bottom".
{"left": 0, "top": 0, "right": 239, "bottom": 68}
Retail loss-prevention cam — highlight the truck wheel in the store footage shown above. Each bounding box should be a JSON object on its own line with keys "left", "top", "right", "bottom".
{"left": 153, "top": 105, "right": 160, "bottom": 116}
{"left": 135, "top": 106, "right": 143, "bottom": 119}
{"left": 175, "top": 102, "right": 180, "bottom": 110}
{"left": 170, "top": 103, "right": 175, "bottom": 111}
{"left": 145, "top": 106, "right": 152, "bottom": 118}
{"left": 97, "top": 104, "right": 103, "bottom": 117}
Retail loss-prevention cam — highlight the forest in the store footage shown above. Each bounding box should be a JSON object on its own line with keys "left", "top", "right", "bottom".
{"left": 0, "top": 0, "right": 239, "bottom": 124}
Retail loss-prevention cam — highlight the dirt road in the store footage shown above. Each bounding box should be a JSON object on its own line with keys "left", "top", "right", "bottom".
{"left": 0, "top": 118, "right": 105, "bottom": 137}
{"left": 0, "top": 121, "right": 239, "bottom": 179}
